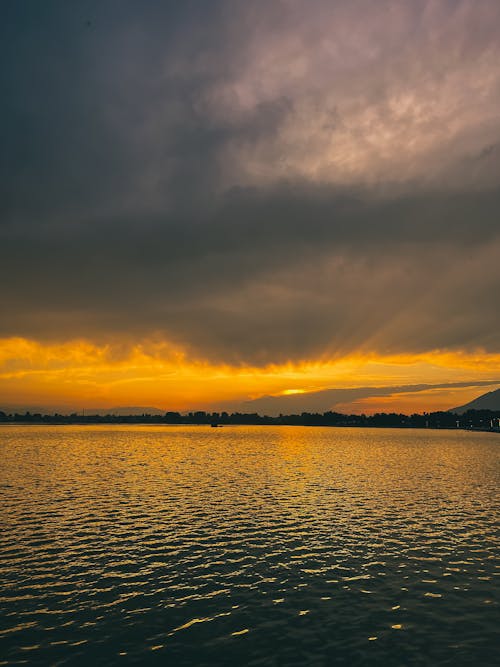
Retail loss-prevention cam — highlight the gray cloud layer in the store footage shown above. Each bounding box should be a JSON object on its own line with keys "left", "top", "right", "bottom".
{"left": 1, "top": 1, "right": 500, "bottom": 364}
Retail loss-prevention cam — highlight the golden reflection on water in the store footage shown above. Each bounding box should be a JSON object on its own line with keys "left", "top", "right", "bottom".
{"left": 1, "top": 425, "right": 499, "bottom": 666}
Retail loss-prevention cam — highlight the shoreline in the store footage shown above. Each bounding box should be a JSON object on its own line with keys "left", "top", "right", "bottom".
{"left": 1, "top": 421, "right": 499, "bottom": 433}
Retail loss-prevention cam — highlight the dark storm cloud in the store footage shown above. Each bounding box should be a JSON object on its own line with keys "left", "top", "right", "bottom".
{"left": 1, "top": 1, "right": 500, "bottom": 364}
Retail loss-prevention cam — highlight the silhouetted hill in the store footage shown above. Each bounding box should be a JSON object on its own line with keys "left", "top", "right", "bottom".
{"left": 89, "top": 406, "right": 165, "bottom": 416}
{"left": 451, "top": 388, "right": 500, "bottom": 413}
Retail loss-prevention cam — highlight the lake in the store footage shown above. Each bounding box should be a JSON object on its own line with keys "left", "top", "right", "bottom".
{"left": 1, "top": 425, "right": 498, "bottom": 665}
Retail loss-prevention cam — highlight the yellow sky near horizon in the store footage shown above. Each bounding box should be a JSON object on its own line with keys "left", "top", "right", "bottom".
{"left": 1, "top": 336, "right": 499, "bottom": 414}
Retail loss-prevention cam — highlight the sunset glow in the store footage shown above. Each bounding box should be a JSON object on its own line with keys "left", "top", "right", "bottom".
{"left": 2, "top": 1, "right": 500, "bottom": 415}
{"left": 2, "top": 3, "right": 500, "bottom": 665}
{"left": 2, "top": 336, "right": 499, "bottom": 414}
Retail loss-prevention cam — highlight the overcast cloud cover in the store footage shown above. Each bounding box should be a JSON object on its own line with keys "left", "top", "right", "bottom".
{"left": 2, "top": 0, "right": 500, "bottom": 365}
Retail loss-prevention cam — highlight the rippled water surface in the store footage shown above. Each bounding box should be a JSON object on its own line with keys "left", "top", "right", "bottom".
{"left": 1, "top": 426, "right": 499, "bottom": 665}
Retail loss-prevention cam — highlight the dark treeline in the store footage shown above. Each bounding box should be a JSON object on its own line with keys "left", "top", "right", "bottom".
{"left": 1, "top": 409, "right": 500, "bottom": 430}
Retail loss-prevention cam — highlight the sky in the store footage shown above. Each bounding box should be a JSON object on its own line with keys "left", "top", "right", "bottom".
{"left": 1, "top": 0, "right": 500, "bottom": 415}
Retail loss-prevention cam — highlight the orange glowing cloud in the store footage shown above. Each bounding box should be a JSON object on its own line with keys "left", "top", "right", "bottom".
{"left": 1, "top": 336, "right": 499, "bottom": 415}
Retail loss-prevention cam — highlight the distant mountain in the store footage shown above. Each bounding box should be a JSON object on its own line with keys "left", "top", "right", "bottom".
{"left": 451, "top": 388, "right": 500, "bottom": 413}
{"left": 225, "top": 381, "right": 500, "bottom": 417}
{"left": 88, "top": 406, "right": 165, "bottom": 416}
{"left": 0, "top": 405, "right": 166, "bottom": 416}
{"left": 0, "top": 405, "right": 52, "bottom": 415}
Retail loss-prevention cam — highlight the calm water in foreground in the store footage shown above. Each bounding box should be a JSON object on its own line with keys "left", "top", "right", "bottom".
{"left": 1, "top": 426, "right": 499, "bottom": 666}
